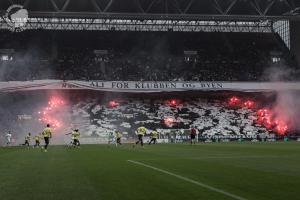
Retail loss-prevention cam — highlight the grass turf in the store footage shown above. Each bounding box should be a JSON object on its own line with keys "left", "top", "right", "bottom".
{"left": 1, "top": 142, "right": 300, "bottom": 200}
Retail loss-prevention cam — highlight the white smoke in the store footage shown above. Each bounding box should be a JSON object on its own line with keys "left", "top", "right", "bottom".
{"left": 262, "top": 66, "right": 294, "bottom": 81}
{"left": 0, "top": 37, "right": 58, "bottom": 143}
{"left": 0, "top": 92, "right": 45, "bottom": 144}
{"left": 272, "top": 91, "right": 300, "bottom": 131}
{"left": 262, "top": 63, "right": 300, "bottom": 132}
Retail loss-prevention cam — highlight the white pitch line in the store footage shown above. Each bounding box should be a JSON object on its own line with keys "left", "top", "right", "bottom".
{"left": 127, "top": 160, "right": 247, "bottom": 200}
{"left": 191, "top": 155, "right": 292, "bottom": 159}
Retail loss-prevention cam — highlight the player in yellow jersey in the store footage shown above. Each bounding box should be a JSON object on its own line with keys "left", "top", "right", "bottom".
{"left": 149, "top": 130, "right": 158, "bottom": 145}
{"left": 72, "top": 129, "right": 80, "bottom": 147}
{"left": 135, "top": 126, "right": 146, "bottom": 147}
{"left": 114, "top": 130, "right": 122, "bottom": 146}
{"left": 42, "top": 124, "right": 52, "bottom": 152}
{"left": 34, "top": 133, "right": 42, "bottom": 148}
{"left": 66, "top": 129, "right": 80, "bottom": 147}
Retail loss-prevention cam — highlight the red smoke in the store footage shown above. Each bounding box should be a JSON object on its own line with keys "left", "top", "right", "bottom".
{"left": 228, "top": 97, "right": 288, "bottom": 135}
{"left": 256, "top": 108, "right": 288, "bottom": 135}
{"left": 274, "top": 119, "right": 288, "bottom": 135}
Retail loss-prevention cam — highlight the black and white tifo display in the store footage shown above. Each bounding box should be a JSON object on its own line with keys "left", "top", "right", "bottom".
{"left": 1, "top": 81, "right": 300, "bottom": 145}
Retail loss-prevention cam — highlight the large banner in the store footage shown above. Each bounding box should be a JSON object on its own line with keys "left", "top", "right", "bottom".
{"left": 1, "top": 80, "right": 300, "bottom": 93}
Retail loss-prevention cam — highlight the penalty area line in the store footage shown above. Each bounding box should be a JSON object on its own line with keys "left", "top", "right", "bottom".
{"left": 127, "top": 160, "right": 247, "bottom": 200}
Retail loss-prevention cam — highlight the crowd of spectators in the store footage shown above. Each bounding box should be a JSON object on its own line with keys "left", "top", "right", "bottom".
{"left": 1, "top": 89, "right": 298, "bottom": 144}
{"left": 71, "top": 97, "right": 275, "bottom": 141}
{"left": 0, "top": 30, "right": 299, "bottom": 82}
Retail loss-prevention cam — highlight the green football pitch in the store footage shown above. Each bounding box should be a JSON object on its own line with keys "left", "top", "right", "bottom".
{"left": 1, "top": 142, "right": 300, "bottom": 200}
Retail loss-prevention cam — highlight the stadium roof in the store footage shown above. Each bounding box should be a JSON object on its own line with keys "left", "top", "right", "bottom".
{"left": 0, "top": 0, "right": 300, "bottom": 20}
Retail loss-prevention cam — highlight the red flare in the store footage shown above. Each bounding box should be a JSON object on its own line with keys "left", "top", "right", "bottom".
{"left": 229, "top": 96, "right": 240, "bottom": 105}
{"left": 244, "top": 100, "right": 254, "bottom": 108}
{"left": 164, "top": 116, "right": 175, "bottom": 126}
{"left": 108, "top": 100, "right": 119, "bottom": 107}
{"left": 170, "top": 99, "right": 177, "bottom": 106}
{"left": 38, "top": 96, "right": 65, "bottom": 131}
{"left": 256, "top": 109, "right": 288, "bottom": 135}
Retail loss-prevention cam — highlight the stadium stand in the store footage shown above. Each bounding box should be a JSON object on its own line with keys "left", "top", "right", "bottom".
{"left": 0, "top": 0, "right": 300, "bottom": 144}
{"left": 0, "top": 89, "right": 285, "bottom": 144}
{"left": 0, "top": 31, "right": 299, "bottom": 81}
{"left": 1, "top": 1, "right": 300, "bottom": 199}
{"left": 71, "top": 97, "right": 274, "bottom": 141}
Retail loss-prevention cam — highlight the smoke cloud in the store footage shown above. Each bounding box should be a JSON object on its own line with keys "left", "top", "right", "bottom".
{"left": 262, "top": 63, "right": 300, "bottom": 133}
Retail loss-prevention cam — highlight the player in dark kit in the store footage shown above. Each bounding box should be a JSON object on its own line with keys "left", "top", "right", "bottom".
{"left": 42, "top": 124, "right": 52, "bottom": 152}
{"left": 190, "top": 126, "right": 197, "bottom": 144}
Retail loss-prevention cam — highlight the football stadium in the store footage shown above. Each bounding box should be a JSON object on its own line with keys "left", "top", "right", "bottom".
{"left": 1, "top": 0, "right": 300, "bottom": 199}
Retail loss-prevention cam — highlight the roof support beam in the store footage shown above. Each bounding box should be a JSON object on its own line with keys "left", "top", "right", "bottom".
{"left": 0, "top": 17, "right": 273, "bottom": 32}
{"left": 135, "top": 0, "right": 145, "bottom": 13}
{"left": 213, "top": 0, "right": 224, "bottom": 15}
{"left": 24, "top": 11, "right": 297, "bottom": 21}
{"left": 250, "top": 0, "right": 264, "bottom": 16}
{"left": 225, "top": 0, "right": 238, "bottom": 15}
{"left": 91, "top": 0, "right": 102, "bottom": 13}
{"left": 146, "top": 0, "right": 158, "bottom": 13}
{"left": 61, "top": 0, "right": 71, "bottom": 12}
{"left": 183, "top": 0, "right": 194, "bottom": 14}
{"left": 284, "top": 0, "right": 294, "bottom": 9}
{"left": 172, "top": 0, "right": 183, "bottom": 14}
{"left": 50, "top": 0, "right": 60, "bottom": 12}
{"left": 264, "top": 0, "right": 275, "bottom": 15}
{"left": 103, "top": 0, "right": 114, "bottom": 12}
{"left": 0, "top": 0, "right": 299, "bottom": 19}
